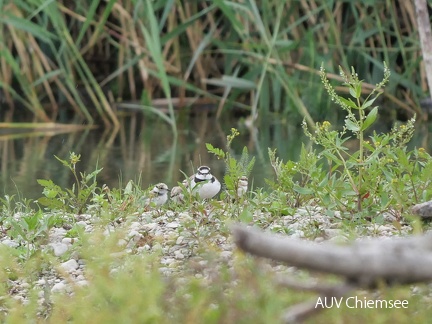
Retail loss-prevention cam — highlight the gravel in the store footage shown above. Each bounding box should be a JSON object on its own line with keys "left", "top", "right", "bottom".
{"left": 0, "top": 203, "right": 415, "bottom": 310}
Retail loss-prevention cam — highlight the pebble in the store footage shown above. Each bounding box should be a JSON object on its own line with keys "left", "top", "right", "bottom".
{"left": 2, "top": 200, "right": 415, "bottom": 312}
{"left": 60, "top": 259, "right": 79, "bottom": 272}
{"left": 174, "top": 251, "right": 185, "bottom": 259}
{"left": 50, "top": 243, "right": 69, "bottom": 256}
{"left": 142, "top": 223, "right": 158, "bottom": 231}
{"left": 2, "top": 239, "right": 19, "bottom": 248}
{"left": 51, "top": 282, "right": 67, "bottom": 293}
{"left": 166, "top": 222, "right": 180, "bottom": 228}
{"left": 62, "top": 238, "right": 75, "bottom": 245}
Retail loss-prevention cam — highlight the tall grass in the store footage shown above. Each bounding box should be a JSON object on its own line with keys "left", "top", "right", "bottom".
{"left": 0, "top": 0, "right": 428, "bottom": 130}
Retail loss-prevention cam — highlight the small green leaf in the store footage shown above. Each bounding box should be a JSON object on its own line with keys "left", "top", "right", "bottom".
{"left": 206, "top": 143, "right": 225, "bottom": 158}
{"left": 239, "top": 208, "right": 254, "bottom": 223}
{"left": 37, "top": 179, "right": 53, "bottom": 187}
{"left": 322, "top": 151, "right": 342, "bottom": 165}
{"left": 355, "top": 82, "right": 363, "bottom": 98}
{"left": 345, "top": 119, "right": 360, "bottom": 132}
{"left": 293, "top": 185, "right": 314, "bottom": 195}
{"left": 124, "top": 180, "right": 133, "bottom": 195}
{"left": 37, "top": 197, "right": 64, "bottom": 209}
{"left": 362, "top": 96, "right": 377, "bottom": 109}
{"left": 338, "top": 97, "right": 359, "bottom": 109}
{"left": 361, "top": 106, "right": 378, "bottom": 131}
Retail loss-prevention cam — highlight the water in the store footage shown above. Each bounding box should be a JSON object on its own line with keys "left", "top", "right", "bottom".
{"left": 0, "top": 112, "right": 307, "bottom": 200}
{"left": 1, "top": 112, "right": 431, "bottom": 201}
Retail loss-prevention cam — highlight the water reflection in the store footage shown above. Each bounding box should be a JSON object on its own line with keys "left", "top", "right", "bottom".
{"left": 1, "top": 113, "right": 431, "bottom": 201}
{"left": 0, "top": 113, "right": 298, "bottom": 200}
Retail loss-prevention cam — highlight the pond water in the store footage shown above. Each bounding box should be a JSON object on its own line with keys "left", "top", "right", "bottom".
{"left": 1, "top": 111, "right": 431, "bottom": 201}
{"left": 0, "top": 112, "right": 307, "bottom": 200}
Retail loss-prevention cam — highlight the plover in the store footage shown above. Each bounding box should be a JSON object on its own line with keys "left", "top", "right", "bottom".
{"left": 170, "top": 179, "right": 188, "bottom": 204}
{"left": 190, "top": 166, "right": 221, "bottom": 199}
{"left": 145, "top": 183, "right": 170, "bottom": 206}
{"left": 236, "top": 175, "right": 249, "bottom": 198}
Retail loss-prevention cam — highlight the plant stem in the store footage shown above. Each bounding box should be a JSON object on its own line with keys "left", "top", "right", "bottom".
{"left": 357, "top": 97, "right": 364, "bottom": 211}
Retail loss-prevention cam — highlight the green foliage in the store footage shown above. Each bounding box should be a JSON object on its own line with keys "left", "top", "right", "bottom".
{"left": 0, "top": 196, "right": 56, "bottom": 260}
{"left": 270, "top": 65, "right": 432, "bottom": 218}
{"left": 207, "top": 128, "right": 255, "bottom": 204}
{"left": 0, "top": 0, "right": 425, "bottom": 127}
{"left": 37, "top": 152, "right": 102, "bottom": 214}
{"left": 1, "top": 126, "right": 432, "bottom": 322}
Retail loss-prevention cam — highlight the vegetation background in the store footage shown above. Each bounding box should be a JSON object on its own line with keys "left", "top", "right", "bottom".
{"left": 0, "top": 0, "right": 429, "bottom": 132}
{"left": 1, "top": 1, "right": 432, "bottom": 323}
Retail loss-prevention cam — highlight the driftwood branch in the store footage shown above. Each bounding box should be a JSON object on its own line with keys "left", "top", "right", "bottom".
{"left": 232, "top": 224, "right": 432, "bottom": 322}
{"left": 232, "top": 224, "right": 432, "bottom": 287}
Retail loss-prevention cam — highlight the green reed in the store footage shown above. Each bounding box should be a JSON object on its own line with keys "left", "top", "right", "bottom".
{"left": 0, "top": 0, "right": 426, "bottom": 130}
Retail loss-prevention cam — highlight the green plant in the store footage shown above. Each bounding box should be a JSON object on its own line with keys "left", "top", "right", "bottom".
{"left": 7, "top": 210, "right": 53, "bottom": 259}
{"left": 207, "top": 128, "right": 255, "bottom": 203}
{"left": 307, "top": 63, "right": 390, "bottom": 211}
{"left": 270, "top": 64, "right": 432, "bottom": 218}
{"left": 0, "top": 0, "right": 426, "bottom": 128}
{"left": 0, "top": 194, "right": 61, "bottom": 259}
{"left": 37, "top": 152, "right": 102, "bottom": 214}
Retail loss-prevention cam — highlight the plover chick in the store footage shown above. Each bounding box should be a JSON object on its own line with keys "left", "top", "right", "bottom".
{"left": 145, "top": 183, "right": 169, "bottom": 206}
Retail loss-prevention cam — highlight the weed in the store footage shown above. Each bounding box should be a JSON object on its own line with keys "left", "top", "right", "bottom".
{"left": 270, "top": 64, "right": 432, "bottom": 219}
{"left": 37, "top": 152, "right": 102, "bottom": 214}
{"left": 207, "top": 128, "right": 255, "bottom": 209}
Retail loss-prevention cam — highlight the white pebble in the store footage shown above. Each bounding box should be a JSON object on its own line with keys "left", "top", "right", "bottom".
{"left": 61, "top": 238, "right": 74, "bottom": 245}
{"left": 166, "top": 222, "right": 180, "bottom": 228}
{"left": 142, "top": 223, "right": 158, "bottom": 231}
{"left": 51, "top": 282, "right": 67, "bottom": 293}
{"left": 60, "top": 259, "right": 79, "bottom": 272}
{"left": 174, "top": 251, "right": 185, "bottom": 259}
{"left": 50, "top": 243, "right": 69, "bottom": 256}
{"left": 1, "top": 239, "right": 19, "bottom": 248}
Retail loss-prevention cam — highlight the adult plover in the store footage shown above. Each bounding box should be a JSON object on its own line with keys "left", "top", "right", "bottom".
{"left": 190, "top": 166, "right": 221, "bottom": 199}
{"left": 145, "top": 183, "right": 170, "bottom": 206}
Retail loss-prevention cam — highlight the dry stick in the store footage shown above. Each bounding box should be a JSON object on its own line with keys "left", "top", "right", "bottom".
{"left": 232, "top": 224, "right": 432, "bottom": 287}
{"left": 233, "top": 225, "right": 432, "bottom": 322}
{"left": 414, "top": 0, "right": 432, "bottom": 101}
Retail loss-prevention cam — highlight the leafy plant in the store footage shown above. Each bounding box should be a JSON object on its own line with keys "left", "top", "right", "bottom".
{"left": 0, "top": 0, "right": 425, "bottom": 128}
{"left": 207, "top": 128, "right": 255, "bottom": 204}
{"left": 270, "top": 64, "right": 432, "bottom": 218}
{"left": 37, "top": 152, "right": 102, "bottom": 214}
{"left": 7, "top": 210, "right": 56, "bottom": 259}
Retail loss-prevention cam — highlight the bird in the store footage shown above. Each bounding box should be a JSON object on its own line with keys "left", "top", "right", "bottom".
{"left": 190, "top": 165, "right": 221, "bottom": 199}
{"left": 236, "top": 175, "right": 249, "bottom": 198}
{"left": 145, "top": 183, "right": 170, "bottom": 206}
{"left": 170, "top": 179, "right": 188, "bottom": 204}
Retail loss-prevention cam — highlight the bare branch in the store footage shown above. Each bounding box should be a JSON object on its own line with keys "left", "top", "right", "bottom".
{"left": 232, "top": 224, "right": 432, "bottom": 287}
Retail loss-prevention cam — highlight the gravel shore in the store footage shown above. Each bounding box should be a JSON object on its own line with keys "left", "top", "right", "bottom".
{"left": 1, "top": 203, "right": 414, "bottom": 310}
